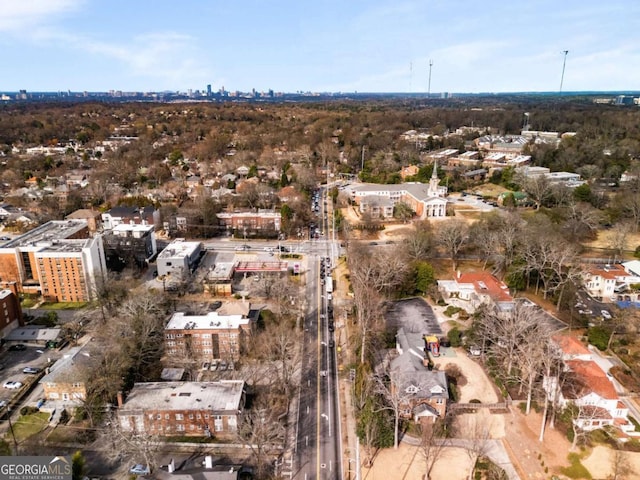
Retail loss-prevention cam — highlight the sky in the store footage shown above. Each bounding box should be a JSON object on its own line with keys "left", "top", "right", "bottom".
{"left": 1, "top": 0, "right": 639, "bottom": 94}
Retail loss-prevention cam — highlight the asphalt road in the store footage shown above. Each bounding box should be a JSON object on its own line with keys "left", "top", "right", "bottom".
{"left": 293, "top": 191, "right": 342, "bottom": 480}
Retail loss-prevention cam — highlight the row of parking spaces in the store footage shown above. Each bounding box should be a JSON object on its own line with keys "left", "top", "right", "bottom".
{"left": 0, "top": 345, "right": 53, "bottom": 405}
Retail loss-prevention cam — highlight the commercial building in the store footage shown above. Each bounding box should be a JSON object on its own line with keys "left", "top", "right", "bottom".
{"left": 117, "top": 380, "right": 245, "bottom": 439}
{"left": 0, "top": 220, "right": 106, "bottom": 301}
{"left": 164, "top": 311, "right": 253, "bottom": 362}
{"left": 157, "top": 240, "right": 203, "bottom": 279}
{"left": 216, "top": 210, "right": 282, "bottom": 235}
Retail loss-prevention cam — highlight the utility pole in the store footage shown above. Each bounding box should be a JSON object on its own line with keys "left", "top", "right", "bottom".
{"left": 428, "top": 59, "right": 433, "bottom": 98}
{"left": 7, "top": 407, "right": 19, "bottom": 454}
{"left": 361, "top": 146, "right": 366, "bottom": 172}
{"left": 559, "top": 50, "right": 569, "bottom": 93}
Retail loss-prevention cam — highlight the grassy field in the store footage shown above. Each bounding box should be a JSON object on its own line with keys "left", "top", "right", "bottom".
{"left": 12, "top": 411, "right": 50, "bottom": 441}
{"left": 38, "top": 302, "right": 88, "bottom": 310}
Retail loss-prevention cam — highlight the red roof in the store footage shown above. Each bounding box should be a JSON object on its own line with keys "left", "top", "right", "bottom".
{"left": 565, "top": 360, "right": 618, "bottom": 400}
{"left": 457, "top": 271, "right": 512, "bottom": 303}
{"left": 587, "top": 264, "right": 629, "bottom": 280}
{"left": 553, "top": 335, "right": 590, "bottom": 356}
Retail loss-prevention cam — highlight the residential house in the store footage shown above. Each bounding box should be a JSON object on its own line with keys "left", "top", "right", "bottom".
{"left": 164, "top": 310, "right": 253, "bottom": 362}
{"left": 65, "top": 209, "right": 102, "bottom": 233}
{"left": 389, "top": 328, "right": 448, "bottom": 423}
{"left": 359, "top": 195, "right": 395, "bottom": 219}
{"left": 236, "top": 166, "right": 250, "bottom": 177}
{"left": 545, "top": 335, "right": 632, "bottom": 433}
{"left": 400, "top": 165, "right": 419, "bottom": 180}
{"left": 437, "top": 270, "right": 514, "bottom": 313}
{"left": 101, "top": 205, "right": 159, "bottom": 230}
{"left": 277, "top": 186, "right": 303, "bottom": 203}
{"left": 583, "top": 264, "right": 639, "bottom": 302}
{"left": 40, "top": 344, "right": 94, "bottom": 403}
{"left": 117, "top": 380, "right": 245, "bottom": 439}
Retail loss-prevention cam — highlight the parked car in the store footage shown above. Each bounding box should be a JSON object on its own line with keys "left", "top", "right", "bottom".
{"left": 8, "top": 344, "right": 26, "bottom": 351}
{"left": 23, "top": 366, "right": 42, "bottom": 374}
{"left": 578, "top": 309, "right": 593, "bottom": 315}
{"left": 601, "top": 310, "right": 612, "bottom": 320}
{"left": 129, "top": 464, "right": 150, "bottom": 475}
{"left": 3, "top": 381, "right": 23, "bottom": 390}
{"left": 468, "top": 346, "right": 482, "bottom": 357}
{"left": 0, "top": 400, "right": 7, "bottom": 408}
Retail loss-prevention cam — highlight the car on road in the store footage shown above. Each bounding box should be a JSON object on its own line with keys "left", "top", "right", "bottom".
{"left": 328, "top": 339, "right": 335, "bottom": 348}
{"left": 129, "top": 464, "right": 150, "bottom": 475}
{"left": 235, "top": 244, "right": 251, "bottom": 251}
{"left": 23, "top": 366, "right": 42, "bottom": 374}
{"left": 3, "top": 381, "right": 23, "bottom": 390}
{"left": 0, "top": 236, "right": 10, "bottom": 241}
{"left": 8, "top": 344, "right": 26, "bottom": 351}
{"left": 601, "top": 310, "right": 612, "bottom": 320}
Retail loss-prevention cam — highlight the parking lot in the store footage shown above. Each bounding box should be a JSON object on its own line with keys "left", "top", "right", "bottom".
{"left": 0, "top": 345, "right": 54, "bottom": 410}
{"left": 385, "top": 297, "right": 443, "bottom": 335}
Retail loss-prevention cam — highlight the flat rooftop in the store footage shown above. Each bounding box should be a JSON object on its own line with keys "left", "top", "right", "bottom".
{"left": 121, "top": 380, "right": 245, "bottom": 413}
{"left": 112, "top": 224, "right": 154, "bottom": 234}
{"left": 0, "top": 289, "right": 13, "bottom": 300}
{"left": 158, "top": 240, "right": 201, "bottom": 259}
{"left": 37, "top": 238, "right": 91, "bottom": 254}
{"left": 1, "top": 220, "right": 88, "bottom": 249}
{"left": 166, "top": 311, "right": 249, "bottom": 331}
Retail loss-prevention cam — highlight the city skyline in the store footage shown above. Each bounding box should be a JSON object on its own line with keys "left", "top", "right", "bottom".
{"left": 1, "top": 0, "right": 639, "bottom": 94}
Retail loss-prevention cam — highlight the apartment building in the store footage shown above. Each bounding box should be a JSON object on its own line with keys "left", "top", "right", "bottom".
{"left": 41, "top": 344, "right": 93, "bottom": 402}
{"left": 117, "top": 380, "right": 245, "bottom": 439}
{"left": 164, "top": 311, "right": 253, "bottom": 362}
{"left": 0, "top": 287, "right": 22, "bottom": 338}
{"left": 0, "top": 220, "right": 106, "bottom": 301}
{"left": 103, "top": 224, "right": 157, "bottom": 270}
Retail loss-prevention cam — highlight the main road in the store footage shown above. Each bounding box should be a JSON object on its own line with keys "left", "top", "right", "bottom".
{"left": 292, "top": 188, "right": 342, "bottom": 480}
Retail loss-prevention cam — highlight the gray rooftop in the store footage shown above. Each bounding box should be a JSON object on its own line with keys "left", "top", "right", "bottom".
{"left": 120, "top": 380, "right": 245, "bottom": 413}
{"left": 1, "top": 220, "right": 88, "bottom": 249}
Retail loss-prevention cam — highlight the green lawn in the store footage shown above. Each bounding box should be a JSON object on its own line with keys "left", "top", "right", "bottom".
{"left": 20, "top": 297, "right": 39, "bottom": 308}
{"left": 38, "top": 302, "right": 88, "bottom": 310}
{"left": 11, "top": 411, "right": 50, "bottom": 442}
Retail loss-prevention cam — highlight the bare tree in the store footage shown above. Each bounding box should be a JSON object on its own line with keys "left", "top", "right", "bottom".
{"left": 106, "top": 411, "right": 161, "bottom": 473}
{"left": 520, "top": 174, "right": 552, "bottom": 210}
{"left": 259, "top": 320, "right": 302, "bottom": 399}
{"left": 607, "top": 222, "right": 632, "bottom": 262}
{"left": 459, "top": 415, "right": 493, "bottom": 480}
{"left": 236, "top": 400, "right": 286, "bottom": 479}
{"left": 419, "top": 417, "right": 450, "bottom": 480}
{"left": 436, "top": 218, "right": 468, "bottom": 270}
{"left": 403, "top": 220, "right": 434, "bottom": 261}
{"left": 610, "top": 448, "right": 631, "bottom": 480}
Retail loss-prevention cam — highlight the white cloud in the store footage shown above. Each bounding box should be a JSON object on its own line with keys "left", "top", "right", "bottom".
{"left": 0, "top": 0, "right": 83, "bottom": 32}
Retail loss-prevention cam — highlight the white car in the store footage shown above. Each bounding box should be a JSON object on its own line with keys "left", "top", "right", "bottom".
{"left": 601, "top": 310, "right": 612, "bottom": 320}
{"left": 129, "top": 464, "right": 150, "bottom": 475}
{"left": 3, "top": 381, "right": 23, "bottom": 390}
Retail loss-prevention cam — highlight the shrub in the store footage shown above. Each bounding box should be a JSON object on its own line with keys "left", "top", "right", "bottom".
{"left": 447, "top": 327, "right": 462, "bottom": 347}
{"left": 20, "top": 406, "right": 39, "bottom": 416}
{"left": 588, "top": 325, "right": 610, "bottom": 351}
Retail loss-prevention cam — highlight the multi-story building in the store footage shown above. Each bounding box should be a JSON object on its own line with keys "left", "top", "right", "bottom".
{"left": 65, "top": 209, "right": 102, "bottom": 233}
{"left": 350, "top": 162, "right": 448, "bottom": 219}
{"left": 101, "top": 205, "right": 159, "bottom": 230}
{"left": 583, "top": 264, "right": 637, "bottom": 302}
{"left": 164, "top": 311, "right": 253, "bottom": 362}
{"left": 437, "top": 270, "right": 514, "bottom": 313}
{"left": 157, "top": 240, "right": 203, "bottom": 279}
{"left": 0, "top": 287, "right": 22, "bottom": 338}
{"left": 41, "top": 344, "right": 93, "bottom": 403}
{"left": 103, "top": 224, "right": 157, "bottom": 270}
{"left": 0, "top": 220, "right": 107, "bottom": 301}
{"left": 117, "top": 380, "right": 245, "bottom": 439}
{"left": 216, "top": 210, "right": 282, "bottom": 235}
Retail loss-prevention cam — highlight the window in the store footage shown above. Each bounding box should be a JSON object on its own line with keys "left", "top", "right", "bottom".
{"left": 204, "top": 414, "right": 209, "bottom": 419}
{"left": 165, "top": 414, "right": 170, "bottom": 420}
{"left": 176, "top": 424, "right": 185, "bottom": 432}
{"left": 189, "top": 414, "right": 194, "bottom": 419}
{"left": 156, "top": 414, "right": 161, "bottom": 420}
{"left": 214, "top": 416, "right": 223, "bottom": 432}
{"left": 196, "top": 413, "right": 201, "bottom": 419}
{"left": 49, "top": 392, "right": 60, "bottom": 399}
{"left": 175, "top": 413, "right": 184, "bottom": 420}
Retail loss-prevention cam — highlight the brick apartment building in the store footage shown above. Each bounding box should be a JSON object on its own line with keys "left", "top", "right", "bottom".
{"left": 117, "top": 380, "right": 245, "bottom": 439}
{"left": 164, "top": 311, "right": 252, "bottom": 362}
{"left": 40, "top": 344, "right": 93, "bottom": 402}
{"left": 216, "top": 210, "right": 281, "bottom": 235}
{"left": 0, "top": 220, "right": 107, "bottom": 302}
{"left": 0, "top": 286, "right": 23, "bottom": 338}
